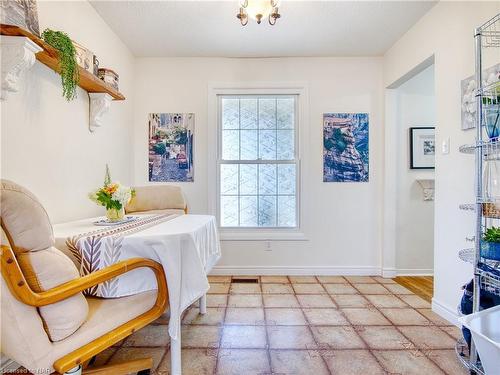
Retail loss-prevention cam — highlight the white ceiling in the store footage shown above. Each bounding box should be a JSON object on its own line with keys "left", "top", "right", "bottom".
{"left": 90, "top": 0, "right": 436, "bottom": 58}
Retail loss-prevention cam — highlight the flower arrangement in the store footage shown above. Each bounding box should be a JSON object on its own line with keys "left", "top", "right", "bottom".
{"left": 89, "top": 165, "right": 135, "bottom": 221}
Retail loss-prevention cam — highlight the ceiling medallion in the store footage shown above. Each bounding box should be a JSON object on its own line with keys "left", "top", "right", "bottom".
{"left": 237, "top": 0, "right": 281, "bottom": 26}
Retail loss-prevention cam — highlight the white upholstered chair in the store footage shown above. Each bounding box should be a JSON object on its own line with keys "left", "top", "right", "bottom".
{"left": 0, "top": 180, "right": 169, "bottom": 374}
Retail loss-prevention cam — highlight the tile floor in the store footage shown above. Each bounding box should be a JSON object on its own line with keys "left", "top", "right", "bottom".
{"left": 98, "top": 276, "right": 467, "bottom": 375}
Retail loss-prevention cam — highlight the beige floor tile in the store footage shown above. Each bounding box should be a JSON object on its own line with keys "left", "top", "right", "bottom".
{"left": 182, "top": 307, "right": 225, "bottom": 326}
{"left": 123, "top": 325, "right": 170, "bottom": 347}
{"left": 92, "top": 347, "right": 117, "bottom": 366}
{"left": 267, "top": 326, "right": 317, "bottom": 349}
{"left": 289, "top": 276, "right": 318, "bottom": 283}
{"left": 263, "top": 294, "right": 300, "bottom": 308}
{"left": 262, "top": 283, "right": 294, "bottom": 294}
{"left": 379, "top": 308, "right": 430, "bottom": 326}
{"left": 373, "top": 350, "right": 445, "bottom": 375}
{"left": 260, "top": 276, "right": 289, "bottom": 283}
{"left": 221, "top": 326, "right": 267, "bottom": 349}
{"left": 207, "top": 294, "right": 228, "bottom": 308}
{"left": 296, "top": 294, "right": 336, "bottom": 308}
{"left": 356, "top": 326, "right": 414, "bottom": 349}
{"left": 108, "top": 347, "right": 166, "bottom": 370}
{"left": 417, "top": 309, "right": 454, "bottom": 326}
{"left": 154, "top": 311, "right": 171, "bottom": 325}
{"left": 208, "top": 283, "right": 230, "bottom": 294}
{"left": 208, "top": 275, "right": 232, "bottom": 283}
{"left": 365, "top": 294, "right": 408, "bottom": 308}
{"left": 311, "top": 326, "right": 366, "bottom": 349}
{"left": 293, "top": 283, "right": 326, "bottom": 294}
{"left": 158, "top": 348, "right": 218, "bottom": 375}
{"left": 353, "top": 283, "right": 391, "bottom": 295}
{"left": 265, "top": 308, "right": 307, "bottom": 325}
{"left": 217, "top": 349, "right": 270, "bottom": 375}
{"left": 303, "top": 308, "right": 349, "bottom": 325}
{"left": 428, "top": 350, "right": 469, "bottom": 375}
{"left": 331, "top": 294, "right": 370, "bottom": 308}
{"left": 323, "top": 283, "right": 359, "bottom": 295}
{"left": 345, "top": 276, "right": 378, "bottom": 284}
{"left": 372, "top": 276, "right": 397, "bottom": 284}
{"left": 229, "top": 283, "right": 261, "bottom": 294}
{"left": 341, "top": 307, "right": 391, "bottom": 325}
{"left": 317, "top": 276, "right": 347, "bottom": 283}
{"left": 384, "top": 283, "right": 414, "bottom": 294}
{"left": 270, "top": 349, "right": 330, "bottom": 375}
{"left": 323, "top": 350, "right": 386, "bottom": 375}
{"left": 398, "top": 326, "right": 457, "bottom": 349}
{"left": 439, "top": 326, "right": 463, "bottom": 340}
{"left": 181, "top": 326, "right": 222, "bottom": 348}
{"left": 400, "top": 294, "right": 432, "bottom": 308}
{"left": 225, "top": 307, "right": 265, "bottom": 325}
{"left": 227, "top": 294, "right": 262, "bottom": 308}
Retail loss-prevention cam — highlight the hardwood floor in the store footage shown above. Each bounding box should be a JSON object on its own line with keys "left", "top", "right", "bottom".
{"left": 394, "top": 276, "right": 434, "bottom": 303}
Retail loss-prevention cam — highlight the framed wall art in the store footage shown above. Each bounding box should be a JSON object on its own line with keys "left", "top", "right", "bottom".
{"left": 409, "top": 127, "right": 435, "bottom": 169}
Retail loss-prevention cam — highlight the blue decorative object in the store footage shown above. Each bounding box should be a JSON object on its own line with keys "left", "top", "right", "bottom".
{"left": 481, "top": 241, "right": 500, "bottom": 261}
{"left": 323, "top": 113, "right": 369, "bottom": 182}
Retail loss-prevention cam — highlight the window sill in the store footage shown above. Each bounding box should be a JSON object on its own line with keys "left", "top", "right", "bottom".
{"left": 219, "top": 229, "right": 308, "bottom": 241}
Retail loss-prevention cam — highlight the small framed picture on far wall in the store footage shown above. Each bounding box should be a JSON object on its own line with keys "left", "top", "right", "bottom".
{"left": 409, "top": 127, "right": 435, "bottom": 169}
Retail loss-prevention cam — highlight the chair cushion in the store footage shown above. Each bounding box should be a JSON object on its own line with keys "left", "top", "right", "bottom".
{"left": 1, "top": 180, "right": 88, "bottom": 342}
{"left": 125, "top": 185, "right": 186, "bottom": 213}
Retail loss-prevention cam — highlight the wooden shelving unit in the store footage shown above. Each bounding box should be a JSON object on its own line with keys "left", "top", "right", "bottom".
{"left": 0, "top": 24, "right": 125, "bottom": 100}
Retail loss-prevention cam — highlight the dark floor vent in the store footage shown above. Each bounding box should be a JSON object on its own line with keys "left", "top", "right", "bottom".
{"left": 231, "top": 277, "right": 259, "bottom": 283}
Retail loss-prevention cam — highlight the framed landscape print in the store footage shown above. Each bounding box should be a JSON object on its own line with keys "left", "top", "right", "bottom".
{"left": 323, "top": 113, "right": 369, "bottom": 182}
{"left": 410, "top": 127, "right": 435, "bottom": 169}
{"left": 148, "top": 113, "right": 194, "bottom": 182}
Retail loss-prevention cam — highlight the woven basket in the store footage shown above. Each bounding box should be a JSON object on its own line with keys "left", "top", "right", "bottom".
{"left": 482, "top": 203, "right": 500, "bottom": 218}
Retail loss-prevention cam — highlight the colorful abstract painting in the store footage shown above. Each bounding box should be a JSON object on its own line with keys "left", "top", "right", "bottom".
{"left": 148, "top": 113, "right": 194, "bottom": 182}
{"left": 323, "top": 113, "right": 369, "bottom": 182}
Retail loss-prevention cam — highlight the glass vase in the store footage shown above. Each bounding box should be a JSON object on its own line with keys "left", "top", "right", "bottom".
{"left": 106, "top": 207, "right": 125, "bottom": 222}
{"left": 483, "top": 104, "right": 500, "bottom": 140}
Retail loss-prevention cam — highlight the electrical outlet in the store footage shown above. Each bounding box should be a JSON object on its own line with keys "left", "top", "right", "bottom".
{"left": 442, "top": 137, "right": 450, "bottom": 154}
{"left": 265, "top": 241, "right": 272, "bottom": 251}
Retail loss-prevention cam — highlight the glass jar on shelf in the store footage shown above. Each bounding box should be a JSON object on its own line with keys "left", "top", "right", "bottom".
{"left": 482, "top": 156, "right": 500, "bottom": 218}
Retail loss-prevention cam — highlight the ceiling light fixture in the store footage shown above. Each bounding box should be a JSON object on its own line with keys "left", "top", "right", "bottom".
{"left": 237, "top": 0, "right": 281, "bottom": 26}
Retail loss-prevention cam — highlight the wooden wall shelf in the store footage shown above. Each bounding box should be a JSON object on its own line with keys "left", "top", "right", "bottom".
{"left": 0, "top": 24, "right": 125, "bottom": 100}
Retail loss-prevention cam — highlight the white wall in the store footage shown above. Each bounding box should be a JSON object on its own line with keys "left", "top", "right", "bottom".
{"left": 0, "top": 0, "right": 135, "bottom": 223}
{"left": 384, "top": 1, "right": 500, "bottom": 322}
{"left": 395, "top": 65, "right": 435, "bottom": 273}
{"left": 133, "top": 57, "right": 385, "bottom": 274}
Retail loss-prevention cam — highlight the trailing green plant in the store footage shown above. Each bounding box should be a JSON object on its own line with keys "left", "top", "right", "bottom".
{"left": 41, "top": 29, "right": 79, "bottom": 101}
{"left": 483, "top": 226, "right": 500, "bottom": 242}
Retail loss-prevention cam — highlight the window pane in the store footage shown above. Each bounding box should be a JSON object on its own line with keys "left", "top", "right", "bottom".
{"left": 259, "top": 195, "right": 277, "bottom": 226}
{"left": 220, "top": 164, "right": 238, "bottom": 195}
{"left": 240, "top": 196, "right": 258, "bottom": 226}
{"left": 240, "top": 164, "right": 258, "bottom": 195}
{"left": 277, "top": 98, "right": 294, "bottom": 129}
{"left": 259, "top": 98, "right": 276, "bottom": 129}
{"left": 259, "top": 164, "right": 277, "bottom": 195}
{"left": 278, "top": 164, "right": 296, "bottom": 194}
{"left": 221, "top": 196, "right": 238, "bottom": 226}
{"left": 259, "top": 130, "right": 276, "bottom": 160}
{"left": 278, "top": 195, "right": 296, "bottom": 227}
{"left": 277, "top": 130, "right": 294, "bottom": 160}
{"left": 240, "top": 98, "right": 258, "bottom": 129}
{"left": 222, "top": 130, "right": 239, "bottom": 160}
{"left": 222, "top": 98, "right": 239, "bottom": 129}
{"left": 240, "top": 130, "right": 258, "bottom": 160}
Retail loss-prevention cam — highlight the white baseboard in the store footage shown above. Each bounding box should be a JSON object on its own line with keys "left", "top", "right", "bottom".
{"left": 382, "top": 268, "right": 397, "bottom": 278}
{"left": 210, "top": 265, "right": 381, "bottom": 276}
{"left": 396, "top": 268, "right": 434, "bottom": 276}
{"left": 432, "top": 298, "right": 460, "bottom": 326}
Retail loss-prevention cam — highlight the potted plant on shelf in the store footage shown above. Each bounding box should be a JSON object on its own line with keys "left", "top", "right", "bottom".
{"left": 41, "top": 28, "right": 79, "bottom": 101}
{"left": 88, "top": 165, "right": 135, "bottom": 222}
{"left": 482, "top": 226, "right": 500, "bottom": 261}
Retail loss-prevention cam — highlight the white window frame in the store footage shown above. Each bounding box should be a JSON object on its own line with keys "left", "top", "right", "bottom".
{"left": 207, "top": 83, "right": 309, "bottom": 241}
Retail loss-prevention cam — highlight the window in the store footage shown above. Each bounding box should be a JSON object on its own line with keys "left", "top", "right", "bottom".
{"left": 218, "top": 95, "right": 298, "bottom": 228}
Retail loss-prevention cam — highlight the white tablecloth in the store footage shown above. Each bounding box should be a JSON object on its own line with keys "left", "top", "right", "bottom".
{"left": 53, "top": 214, "right": 221, "bottom": 339}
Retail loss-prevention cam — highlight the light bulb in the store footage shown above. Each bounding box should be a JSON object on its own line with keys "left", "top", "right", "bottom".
{"left": 245, "top": 0, "right": 274, "bottom": 23}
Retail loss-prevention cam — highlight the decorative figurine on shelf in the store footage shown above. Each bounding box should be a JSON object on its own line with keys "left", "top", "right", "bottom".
{"left": 88, "top": 164, "right": 135, "bottom": 222}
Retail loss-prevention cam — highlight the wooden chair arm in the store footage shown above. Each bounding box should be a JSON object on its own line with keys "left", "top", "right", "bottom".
{"left": 0, "top": 245, "right": 166, "bottom": 307}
